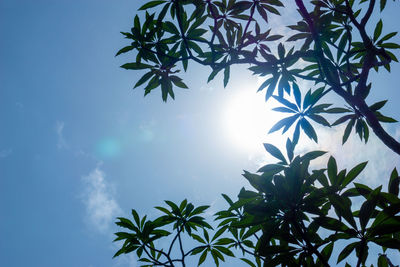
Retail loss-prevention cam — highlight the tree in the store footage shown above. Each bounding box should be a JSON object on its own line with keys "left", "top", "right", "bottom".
{"left": 113, "top": 0, "right": 400, "bottom": 266}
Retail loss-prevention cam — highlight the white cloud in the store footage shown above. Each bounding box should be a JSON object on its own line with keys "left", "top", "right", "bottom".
{"left": 55, "top": 121, "right": 69, "bottom": 149}
{"left": 81, "top": 166, "right": 122, "bottom": 233}
{"left": 0, "top": 149, "right": 12, "bottom": 159}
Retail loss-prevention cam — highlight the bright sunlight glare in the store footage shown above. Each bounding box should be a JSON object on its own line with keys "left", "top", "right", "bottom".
{"left": 222, "top": 88, "right": 285, "bottom": 156}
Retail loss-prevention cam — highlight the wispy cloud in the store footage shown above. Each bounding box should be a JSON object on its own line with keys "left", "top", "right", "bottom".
{"left": 81, "top": 166, "right": 121, "bottom": 233}
{"left": 0, "top": 149, "right": 12, "bottom": 159}
{"left": 55, "top": 121, "right": 69, "bottom": 149}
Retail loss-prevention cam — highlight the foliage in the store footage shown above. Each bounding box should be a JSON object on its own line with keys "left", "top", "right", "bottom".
{"left": 114, "top": 0, "right": 400, "bottom": 266}
{"left": 114, "top": 141, "right": 400, "bottom": 266}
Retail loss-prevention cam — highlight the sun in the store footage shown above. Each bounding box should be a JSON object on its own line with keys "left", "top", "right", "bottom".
{"left": 222, "top": 88, "right": 285, "bottom": 155}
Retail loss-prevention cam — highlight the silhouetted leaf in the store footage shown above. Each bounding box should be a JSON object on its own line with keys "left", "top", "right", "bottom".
{"left": 263, "top": 143, "right": 287, "bottom": 163}
{"left": 337, "top": 242, "right": 357, "bottom": 263}
{"left": 139, "top": 0, "right": 166, "bottom": 10}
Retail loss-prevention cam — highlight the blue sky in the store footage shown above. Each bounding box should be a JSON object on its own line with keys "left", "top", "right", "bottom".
{"left": 1, "top": 1, "right": 400, "bottom": 266}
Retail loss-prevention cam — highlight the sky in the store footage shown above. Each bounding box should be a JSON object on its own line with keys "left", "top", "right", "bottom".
{"left": 1, "top": 1, "right": 400, "bottom": 266}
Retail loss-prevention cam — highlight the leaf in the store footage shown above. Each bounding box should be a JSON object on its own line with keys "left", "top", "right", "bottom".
{"left": 214, "top": 246, "right": 234, "bottom": 257}
{"left": 208, "top": 68, "right": 223, "bottom": 83}
{"left": 380, "top": 0, "right": 387, "bottom": 11}
{"left": 300, "top": 118, "right": 318, "bottom": 142}
{"left": 134, "top": 71, "right": 154, "bottom": 88}
{"left": 272, "top": 95, "right": 298, "bottom": 111}
{"left": 359, "top": 189, "right": 379, "bottom": 230}
{"left": 240, "top": 258, "right": 257, "bottom": 267}
{"left": 257, "top": 164, "right": 285, "bottom": 175}
{"left": 292, "top": 82, "right": 301, "bottom": 108}
{"left": 287, "top": 32, "right": 309, "bottom": 41}
{"left": 170, "top": 75, "right": 189, "bottom": 89}
{"left": 257, "top": 77, "right": 272, "bottom": 92}
{"left": 388, "top": 168, "right": 400, "bottom": 196}
{"left": 342, "top": 119, "right": 355, "bottom": 144}
{"left": 272, "top": 107, "right": 296, "bottom": 113}
{"left": 337, "top": 242, "right": 358, "bottom": 263}
{"left": 327, "top": 156, "right": 338, "bottom": 185}
{"left": 379, "top": 32, "right": 397, "bottom": 43}
{"left": 301, "top": 151, "right": 326, "bottom": 161}
{"left": 268, "top": 115, "right": 299, "bottom": 134}
{"left": 224, "top": 65, "right": 230, "bottom": 87}
{"left": 121, "top": 62, "right": 153, "bottom": 70}
{"left": 370, "top": 100, "right": 387, "bottom": 111}
{"left": 139, "top": 1, "right": 166, "bottom": 10}
{"left": 198, "top": 250, "right": 208, "bottom": 266}
{"left": 342, "top": 161, "right": 368, "bottom": 187}
{"left": 278, "top": 43, "right": 285, "bottom": 59}
{"left": 378, "top": 254, "right": 389, "bottom": 267}
{"left": 329, "top": 194, "right": 357, "bottom": 229}
{"left": 321, "top": 242, "right": 334, "bottom": 262}
{"left": 263, "top": 143, "right": 287, "bottom": 163}
{"left": 192, "top": 234, "right": 206, "bottom": 244}
{"left": 131, "top": 209, "right": 141, "bottom": 226}
{"left": 286, "top": 138, "right": 294, "bottom": 162}
{"left": 332, "top": 114, "right": 354, "bottom": 126}
{"left": 380, "top": 42, "right": 400, "bottom": 49}
{"left": 116, "top": 46, "right": 134, "bottom": 56}
{"left": 374, "top": 20, "right": 383, "bottom": 42}
{"left": 314, "top": 216, "right": 350, "bottom": 232}
{"left": 308, "top": 114, "right": 330, "bottom": 127}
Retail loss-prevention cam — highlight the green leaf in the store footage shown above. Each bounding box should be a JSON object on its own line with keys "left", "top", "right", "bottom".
{"left": 327, "top": 157, "right": 339, "bottom": 184}
{"left": 369, "top": 100, "right": 387, "bottom": 111}
{"left": 314, "top": 216, "right": 350, "bottom": 232}
{"left": 215, "top": 238, "right": 235, "bottom": 245}
{"left": 337, "top": 242, "right": 358, "bottom": 263}
{"left": 379, "top": 32, "right": 397, "bottom": 43}
{"left": 257, "top": 163, "right": 285, "bottom": 175}
{"left": 325, "top": 107, "right": 351, "bottom": 114}
{"left": 378, "top": 254, "right": 389, "bottom": 267}
{"left": 389, "top": 168, "right": 400, "bottom": 196}
{"left": 170, "top": 75, "right": 189, "bottom": 89}
{"left": 301, "top": 150, "right": 326, "bottom": 161}
{"left": 263, "top": 143, "right": 287, "bottom": 163}
{"left": 332, "top": 114, "right": 354, "bottom": 126}
{"left": 380, "top": 0, "right": 387, "bottom": 11}
{"left": 131, "top": 209, "right": 141, "bottom": 226}
{"left": 134, "top": 71, "right": 154, "bottom": 88}
{"left": 321, "top": 242, "right": 334, "bottom": 262}
{"left": 380, "top": 42, "right": 400, "bottom": 49}
{"left": 198, "top": 250, "right": 208, "bottom": 266}
{"left": 240, "top": 258, "right": 257, "bottom": 267}
{"left": 139, "top": 1, "right": 166, "bottom": 10}
{"left": 208, "top": 68, "right": 223, "bottom": 83}
{"left": 121, "top": 62, "right": 153, "bottom": 70}
{"left": 342, "top": 161, "right": 368, "bottom": 187}
{"left": 116, "top": 46, "right": 134, "bottom": 56}
{"left": 329, "top": 194, "right": 357, "bottom": 229}
{"left": 192, "top": 234, "right": 206, "bottom": 244}
{"left": 374, "top": 20, "right": 383, "bottom": 42}
{"left": 342, "top": 119, "right": 355, "bottom": 144}
{"left": 214, "top": 246, "right": 234, "bottom": 257}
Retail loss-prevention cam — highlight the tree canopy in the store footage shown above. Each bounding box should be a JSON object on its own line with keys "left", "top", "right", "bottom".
{"left": 113, "top": 1, "right": 400, "bottom": 266}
